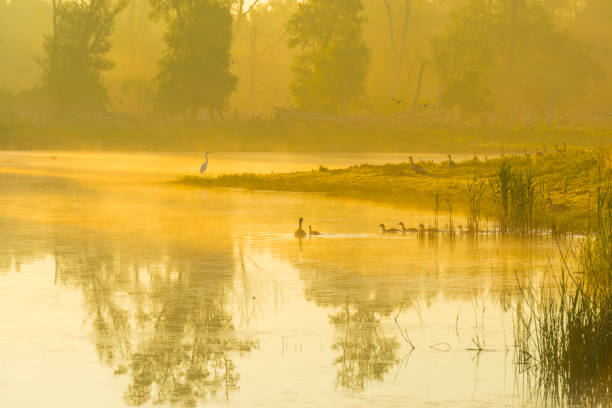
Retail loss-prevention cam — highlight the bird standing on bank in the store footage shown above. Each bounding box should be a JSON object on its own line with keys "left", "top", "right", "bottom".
{"left": 409, "top": 157, "right": 426, "bottom": 174}
{"left": 200, "top": 152, "right": 211, "bottom": 175}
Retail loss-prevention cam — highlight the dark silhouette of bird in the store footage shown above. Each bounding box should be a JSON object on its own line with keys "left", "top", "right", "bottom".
{"left": 392, "top": 98, "right": 404, "bottom": 104}
{"left": 398, "top": 222, "right": 418, "bottom": 233}
{"left": 294, "top": 218, "right": 307, "bottom": 239}
{"left": 379, "top": 224, "right": 401, "bottom": 234}
{"left": 309, "top": 225, "right": 322, "bottom": 236}
{"left": 409, "top": 156, "right": 426, "bottom": 174}
{"left": 447, "top": 154, "right": 456, "bottom": 169}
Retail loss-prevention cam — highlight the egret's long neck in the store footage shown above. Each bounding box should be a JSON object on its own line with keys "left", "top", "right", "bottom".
{"left": 204, "top": 153, "right": 209, "bottom": 163}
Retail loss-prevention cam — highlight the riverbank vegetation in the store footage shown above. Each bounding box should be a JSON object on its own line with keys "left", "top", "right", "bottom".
{"left": 514, "top": 179, "right": 612, "bottom": 405}
{"left": 176, "top": 147, "right": 610, "bottom": 234}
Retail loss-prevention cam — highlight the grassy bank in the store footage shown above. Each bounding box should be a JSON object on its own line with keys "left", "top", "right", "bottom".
{"left": 176, "top": 148, "right": 610, "bottom": 233}
{"left": 1, "top": 121, "right": 610, "bottom": 153}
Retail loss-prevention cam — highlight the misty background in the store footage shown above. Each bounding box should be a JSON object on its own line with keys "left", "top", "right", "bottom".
{"left": 1, "top": 0, "right": 611, "bottom": 128}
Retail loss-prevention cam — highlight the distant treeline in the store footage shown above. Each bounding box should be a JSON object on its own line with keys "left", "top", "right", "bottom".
{"left": 1, "top": 120, "right": 610, "bottom": 152}
{"left": 1, "top": 0, "right": 612, "bottom": 127}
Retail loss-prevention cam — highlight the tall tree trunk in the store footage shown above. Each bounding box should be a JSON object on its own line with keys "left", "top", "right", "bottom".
{"left": 510, "top": 79, "right": 527, "bottom": 125}
{"left": 382, "top": 0, "right": 410, "bottom": 98}
{"left": 234, "top": 0, "right": 260, "bottom": 32}
{"left": 249, "top": 24, "right": 257, "bottom": 115}
{"left": 52, "top": 0, "right": 57, "bottom": 38}
{"left": 341, "top": 80, "right": 348, "bottom": 115}
{"left": 546, "top": 86, "right": 560, "bottom": 127}
{"left": 411, "top": 61, "right": 424, "bottom": 111}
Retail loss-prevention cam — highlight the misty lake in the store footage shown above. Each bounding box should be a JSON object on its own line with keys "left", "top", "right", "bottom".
{"left": 1, "top": 151, "right": 566, "bottom": 407}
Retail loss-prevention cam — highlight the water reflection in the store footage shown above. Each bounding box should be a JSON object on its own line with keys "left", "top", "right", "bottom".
{"left": 0, "top": 160, "right": 586, "bottom": 407}
{"left": 51, "top": 230, "right": 256, "bottom": 406}
{"left": 121, "top": 279, "right": 255, "bottom": 406}
{"left": 330, "top": 303, "right": 399, "bottom": 392}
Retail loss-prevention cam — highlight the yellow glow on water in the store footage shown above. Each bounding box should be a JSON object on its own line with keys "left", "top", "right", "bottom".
{"left": 0, "top": 152, "right": 566, "bottom": 407}
{"left": 0, "top": 151, "right": 477, "bottom": 182}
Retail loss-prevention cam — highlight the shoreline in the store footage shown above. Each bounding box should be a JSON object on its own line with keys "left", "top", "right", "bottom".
{"left": 173, "top": 148, "right": 610, "bottom": 233}
{"left": 1, "top": 123, "right": 610, "bottom": 153}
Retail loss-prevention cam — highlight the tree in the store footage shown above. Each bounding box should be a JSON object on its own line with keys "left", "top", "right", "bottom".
{"left": 287, "top": 0, "right": 369, "bottom": 114}
{"left": 431, "top": 0, "right": 601, "bottom": 121}
{"left": 229, "top": 0, "right": 297, "bottom": 118}
{"left": 40, "top": 0, "right": 128, "bottom": 118}
{"left": 151, "top": 0, "right": 237, "bottom": 118}
{"left": 382, "top": 0, "right": 410, "bottom": 97}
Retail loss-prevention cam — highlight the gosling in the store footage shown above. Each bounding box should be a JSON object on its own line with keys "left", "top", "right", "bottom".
{"left": 398, "top": 222, "right": 418, "bottom": 233}
{"left": 309, "top": 225, "right": 322, "bottom": 236}
{"left": 379, "top": 224, "right": 401, "bottom": 234}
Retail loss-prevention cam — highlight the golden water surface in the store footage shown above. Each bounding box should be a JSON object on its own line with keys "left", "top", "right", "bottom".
{"left": 0, "top": 151, "right": 560, "bottom": 407}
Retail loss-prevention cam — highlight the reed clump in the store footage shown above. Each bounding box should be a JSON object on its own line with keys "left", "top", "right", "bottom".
{"left": 466, "top": 172, "right": 485, "bottom": 235}
{"left": 514, "top": 177, "right": 612, "bottom": 405}
{"left": 489, "top": 160, "right": 548, "bottom": 236}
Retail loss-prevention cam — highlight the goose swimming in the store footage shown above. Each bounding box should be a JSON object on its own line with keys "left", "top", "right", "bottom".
{"left": 379, "top": 224, "right": 401, "bottom": 234}
{"left": 294, "top": 218, "right": 307, "bottom": 239}
{"left": 398, "top": 222, "right": 418, "bottom": 233}
{"left": 309, "top": 225, "right": 322, "bottom": 236}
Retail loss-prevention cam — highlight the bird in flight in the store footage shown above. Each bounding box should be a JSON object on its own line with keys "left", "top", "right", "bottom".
{"left": 392, "top": 98, "right": 404, "bottom": 104}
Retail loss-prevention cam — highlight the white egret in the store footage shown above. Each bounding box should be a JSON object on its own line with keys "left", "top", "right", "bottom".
{"left": 200, "top": 152, "right": 211, "bottom": 174}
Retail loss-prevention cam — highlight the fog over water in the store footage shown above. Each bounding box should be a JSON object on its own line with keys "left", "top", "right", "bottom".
{"left": 0, "top": 152, "right": 569, "bottom": 407}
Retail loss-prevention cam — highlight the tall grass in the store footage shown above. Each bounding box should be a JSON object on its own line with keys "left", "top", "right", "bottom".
{"left": 489, "top": 160, "right": 547, "bottom": 235}
{"left": 467, "top": 172, "right": 484, "bottom": 235}
{"left": 514, "top": 176, "right": 612, "bottom": 405}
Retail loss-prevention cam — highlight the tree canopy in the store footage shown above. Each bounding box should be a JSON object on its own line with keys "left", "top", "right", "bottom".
{"left": 40, "top": 0, "right": 128, "bottom": 118}
{"left": 152, "top": 0, "right": 237, "bottom": 117}
{"left": 431, "top": 0, "right": 602, "bottom": 117}
{"left": 1, "top": 0, "right": 611, "bottom": 124}
{"left": 287, "top": 0, "right": 370, "bottom": 114}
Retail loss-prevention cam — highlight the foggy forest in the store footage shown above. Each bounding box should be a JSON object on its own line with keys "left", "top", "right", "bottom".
{"left": 1, "top": 0, "right": 611, "bottom": 146}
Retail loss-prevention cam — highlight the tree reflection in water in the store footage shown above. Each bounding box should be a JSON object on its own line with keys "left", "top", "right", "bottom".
{"left": 329, "top": 303, "right": 399, "bottom": 392}
{"left": 53, "top": 237, "right": 255, "bottom": 407}
{"left": 122, "top": 280, "right": 255, "bottom": 407}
